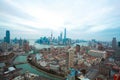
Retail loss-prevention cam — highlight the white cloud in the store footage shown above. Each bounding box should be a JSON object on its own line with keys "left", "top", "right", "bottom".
{"left": 0, "top": 21, "right": 37, "bottom": 33}
{"left": 86, "top": 25, "right": 107, "bottom": 33}
{"left": 4, "top": 0, "right": 66, "bottom": 30}
{"left": 0, "top": 0, "right": 119, "bottom": 40}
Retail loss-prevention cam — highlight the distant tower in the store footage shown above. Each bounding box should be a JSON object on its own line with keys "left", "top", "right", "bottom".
{"left": 4, "top": 37, "right": 6, "bottom": 42}
{"left": 64, "top": 28, "right": 67, "bottom": 44}
{"left": 19, "top": 38, "right": 23, "bottom": 46}
{"left": 112, "top": 37, "right": 117, "bottom": 50}
{"left": 50, "top": 32, "right": 53, "bottom": 44}
{"left": 64, "top": 28, "right": 66, "bottom": 40}
{"left": 60, "top": 32, "right": 62, "bottom": 40}
{"left": 51, "top": 32, "right": 53, "bottom": 40}
{"left": 5, "top": 30, "right": 10, "bottom": 43}
{"left": 23, "top": 40, "right": 29, "bottom": 52}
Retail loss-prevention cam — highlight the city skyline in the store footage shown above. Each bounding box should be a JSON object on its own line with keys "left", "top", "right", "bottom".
{"left": 0, "top": 0, "right": 120, "bottom": 41}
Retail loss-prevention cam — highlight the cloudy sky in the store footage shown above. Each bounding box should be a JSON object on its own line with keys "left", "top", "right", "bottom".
{"left": 0, "top": 0, "right": 120, "bottom": 41}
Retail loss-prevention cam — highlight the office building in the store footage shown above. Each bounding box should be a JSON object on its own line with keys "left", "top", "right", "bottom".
{"left": 64, "top": 28, "right": 67, "bottom": 44}
{"left": 60, "top": 32, "right": 63, "bottom": 40}
{"left": 118, "top": 42, "right": 120, "bottom": 47}
{"left": 67, "top": 48, "right": 75, "bottom": 69}
{"left": 76, "top": 44, "right": 80, "bottom": 53}
{"left": 4, "top": 30, "right": 10, "bottom": 44}
{"left": 112, "top": 37, "right": 117, "bottom": 50}
{"left": 23, "top": 40, "right": 29, "bottom": 52}
{"left": 64, "top": 28, "right": 66, "bottom": 40}
{"left": 19, "top": 38, "right": 23, "bottom": 47}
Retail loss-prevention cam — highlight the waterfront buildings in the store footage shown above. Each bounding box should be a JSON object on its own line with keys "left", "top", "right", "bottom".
{"left": 35, "top": 28, "right": 73, "bottom": 45}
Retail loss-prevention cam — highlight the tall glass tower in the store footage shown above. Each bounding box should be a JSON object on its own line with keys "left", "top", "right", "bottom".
{"left": 6, "top": 30, "right": 10, "bottom": 43}
{"left": 60, "top": 32, "right": 62, "bottom": 40}
{"left": 64, "top": 28, "right": 66, "bottom": 40}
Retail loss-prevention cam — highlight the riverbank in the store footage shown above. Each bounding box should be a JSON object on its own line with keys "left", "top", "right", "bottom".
{"left": 28, "top": 61, "right": 64, "bottom": 80}
{"left": 14, "top": 54, "right": 63, "bottom": 80}
{"left": 27, "top": 53, "right": 65, "bottom": 80}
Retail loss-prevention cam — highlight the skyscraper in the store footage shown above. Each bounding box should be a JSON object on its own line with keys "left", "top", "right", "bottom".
{"left": 60, "top": 32, "right": 62, "bottom": 40}
{"left": 50, "top": 32, "right": 53, "bottom": 44}
{"left": 112, "top": 37, "right": 117, "bottom": 50}
{"left": 64, "top": 28, "right": 66, "bottom": 40}
{"left": 5, "top": 30, "right": 10, "bottom": 44}
{"left": 64, "top": 28, "right": 67, "bottom": 44}
{"left": 67, "top": 48, "right": 75, "bottom": 69}
{"left": 118, "top": 42, "right": 120, "bottom": 47}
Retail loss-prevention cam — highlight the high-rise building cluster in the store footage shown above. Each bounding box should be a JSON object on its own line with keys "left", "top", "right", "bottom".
{"left": 0, "top": 30, "right": 30, "bottom": 53}
{"left": 36, "top": 28, "right": 72, "bottom": 45}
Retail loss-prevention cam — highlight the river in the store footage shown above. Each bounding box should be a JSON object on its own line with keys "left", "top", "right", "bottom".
{"left": 14, "top": 54, "right": 62, "bottom": 80}
{"left": 14, "top": 39, "right": 88, "bottom": 80}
